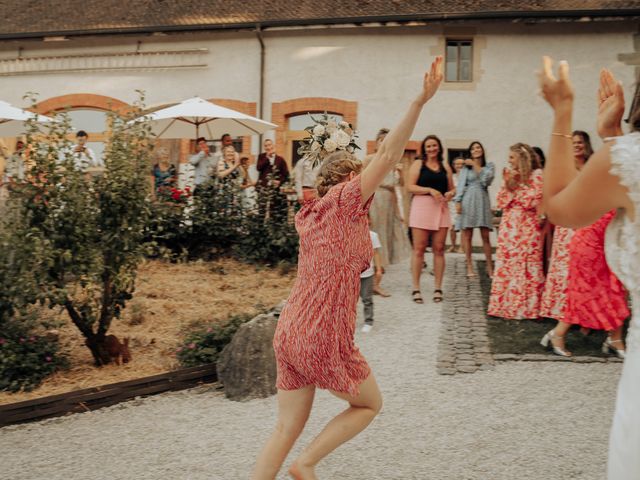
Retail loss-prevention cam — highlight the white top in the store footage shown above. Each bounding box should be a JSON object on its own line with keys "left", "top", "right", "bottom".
{"left": 189, "top": 150, "right": 216, "bottom": 185}
{"left": 361, "top": 230, "right": 382, "bottom": 278}
{"left": 294, "top": 158, "right": 321, "bottom": 198}
{"left": 603, "top": 131, "right": 640, "bottom": 479}
{"left": 72, "top": 145, "right": 102, "bottom": 170}
{"left": 3, "top": 152, "right": 24, "bottom": 181}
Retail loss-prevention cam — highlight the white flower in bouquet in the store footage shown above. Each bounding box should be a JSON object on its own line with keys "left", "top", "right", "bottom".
{"left": 311, "top": 141, "right": 322, "bottom": 152}
{"left": 324, "top": 138, "right": 338, "bottom": 153}
{"left": 326, "top": 120, "right": 338, "bottom": 134}
{"left": 339, "top": 121, "right": 350, "bottom": 128}
{"left": 335, "top": 130, "right": 351, "bottom": 148}
{"left": 313, "top": 124, "right": 325, "bottom": 136}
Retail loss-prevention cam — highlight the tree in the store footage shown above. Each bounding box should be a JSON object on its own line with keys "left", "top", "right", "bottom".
{"left": 9, "top": 93, "right": 153, "bottom": 366}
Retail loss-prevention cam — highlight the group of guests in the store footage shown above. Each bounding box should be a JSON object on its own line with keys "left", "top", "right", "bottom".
{"left": 363, "top": 127, "right": 628, "bottom": 359}
{"left": 486, "top": 130, "right": 628, "bottom": 358}
{"left": 152, "top": 135, "right": 292, "bottom": 209}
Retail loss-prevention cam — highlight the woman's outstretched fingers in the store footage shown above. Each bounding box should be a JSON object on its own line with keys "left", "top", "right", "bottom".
{"left": 542, "top": 55, "right": 555, "bottom": 81}
{"left": 421, "top": 56, "right": 444, "bottom": 103}
{"left": 558, "top": 59, "right": 570, "bottom": 82}
{"left": 539, "top": 56, "right": 573, "bottom": 109}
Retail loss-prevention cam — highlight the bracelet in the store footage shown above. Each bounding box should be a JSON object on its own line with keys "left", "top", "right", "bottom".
{"left": 551, "top": 132, "right": 572, "bottom": 139}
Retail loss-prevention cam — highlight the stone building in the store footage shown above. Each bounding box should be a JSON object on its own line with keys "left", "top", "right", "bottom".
{"left": 0, "top": 1, "right": 638, "bottom": 208}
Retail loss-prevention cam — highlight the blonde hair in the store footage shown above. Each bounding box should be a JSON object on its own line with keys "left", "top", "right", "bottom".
{"left": 509, "top": 143, "right": 535, "bottom": 183}
{"left": 315, "top": 151, "right": 362, "bottom": 197}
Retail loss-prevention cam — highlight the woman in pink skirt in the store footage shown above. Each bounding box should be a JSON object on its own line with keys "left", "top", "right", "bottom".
{"left": 407, "top": 135, "right": 455, "bottom": 303}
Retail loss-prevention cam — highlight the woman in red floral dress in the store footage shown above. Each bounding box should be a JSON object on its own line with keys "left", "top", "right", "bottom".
{"left": 539, "top": 131, "right": 592, "bottom": 324}
{"left": 488, "top": 143, "right": 545, "bottom": 320}
{"left": 541, "top": 209, "right": 629, "bottom": 356}
{"left": 539, "top": 226, "right": 574, "bottom": 321}
{"left": 251, "top": 58, "right": 443, "bottom": 480}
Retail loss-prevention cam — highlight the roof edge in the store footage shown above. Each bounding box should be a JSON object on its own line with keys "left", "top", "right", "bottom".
{"left": 1, "top": 9, "right": 639, "bottom": 41}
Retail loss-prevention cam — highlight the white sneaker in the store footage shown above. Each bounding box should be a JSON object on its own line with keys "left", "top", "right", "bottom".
{"left": 361, "top": 324, "right": 373, "bottom": 333}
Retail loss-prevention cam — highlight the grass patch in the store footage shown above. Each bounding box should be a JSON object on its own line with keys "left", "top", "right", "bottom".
{"left": 477, "top": 260, "right": 611, "bottom": 357}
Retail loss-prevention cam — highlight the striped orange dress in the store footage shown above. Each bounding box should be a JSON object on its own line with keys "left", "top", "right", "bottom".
{"left": 273, "top": 175, "right": 373, "bottom": 396}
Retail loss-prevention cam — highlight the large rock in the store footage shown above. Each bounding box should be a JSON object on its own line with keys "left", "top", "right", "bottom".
{"left": 217, "top": 313, "right": 278, "bottom": 401}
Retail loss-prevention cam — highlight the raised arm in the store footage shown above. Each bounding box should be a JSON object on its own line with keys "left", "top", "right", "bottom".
{"left": 360, "top": 56, "right": 443, "bottom": 203}
{"left": 189, "top": 151, "right": 204, "bottom": 166}
{"left": 478, "top": 163, "right": 495, "bottom": 188}
{"left": 256, "top": 154, "right": 268, "bottom": 173}
{"left": 539, "top": 57, "right": 632, "bottom": 228}
{"left": 217, "top": 158, "right": 239, "bottom": 178}
{"left": 453, "top": 167, "right": 468, "bottom": 203}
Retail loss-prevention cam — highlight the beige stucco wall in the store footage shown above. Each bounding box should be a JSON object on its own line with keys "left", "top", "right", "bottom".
{"left": 0, "top": 22, "right": 637, "bottom": 244}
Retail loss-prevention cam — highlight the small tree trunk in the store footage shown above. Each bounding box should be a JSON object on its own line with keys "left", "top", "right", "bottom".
{"left": 84, "top": 335, "right": 111, "bottom": 366}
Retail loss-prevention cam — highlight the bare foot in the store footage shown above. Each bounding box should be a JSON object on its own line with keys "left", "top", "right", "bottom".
{"left": 289, "top": 461, "right": 317, "bottom": 480}
{"left": 373, "top": 287, "right": 391, "bottom": 297}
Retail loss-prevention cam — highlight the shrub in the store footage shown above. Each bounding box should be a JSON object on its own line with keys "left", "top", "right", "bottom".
{"left": 2, "top": 92, "right": 154, "bottom": 366}
{"left": 146, "top": 176, "right": 300, "bottom": 265}
{"left": 0, "top": 318, "right": 68, "bottom": 392}
{"left": 233, "top": 187, "right": 299, "bottom": 265}
{"left": 175, "top": 313, "right": 254, "bottom": 368}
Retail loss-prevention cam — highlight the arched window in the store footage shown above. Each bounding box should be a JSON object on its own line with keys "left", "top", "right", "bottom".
{"left": 287, "top": 113, "right": 344, "bottom": 167}
{"left": 271, "top": 98, "right": 357, "bottom": 170}
{"left": 66, "top": 109, "right": 109, "bottom": 165}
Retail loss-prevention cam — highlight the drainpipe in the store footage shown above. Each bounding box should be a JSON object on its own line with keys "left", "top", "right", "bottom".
{"left": 256, "top": 24, "right": 265, "bottom": 150}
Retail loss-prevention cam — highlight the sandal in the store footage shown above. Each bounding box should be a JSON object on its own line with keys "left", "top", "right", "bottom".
{"left": 412, "top": 290, "right": 424, "bottom": 304}
{"left": 433, "top": 289, "right": 443, "bottom": 303}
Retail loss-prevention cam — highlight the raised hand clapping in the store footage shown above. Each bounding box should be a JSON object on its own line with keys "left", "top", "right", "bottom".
{"left": 597, "top": 68, "right": 625, "bottom": 138}
{"left": 538, "top": 56, "right": 574, "bottom": 113}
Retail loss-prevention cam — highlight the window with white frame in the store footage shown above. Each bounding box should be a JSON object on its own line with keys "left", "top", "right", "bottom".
{"left": 445, "top": 39, "right": 473, "bottom": 83}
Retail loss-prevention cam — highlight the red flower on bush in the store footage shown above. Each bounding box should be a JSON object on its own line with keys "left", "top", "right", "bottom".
{"left": 167, "top": 187, "right": 192, "bottom": 203}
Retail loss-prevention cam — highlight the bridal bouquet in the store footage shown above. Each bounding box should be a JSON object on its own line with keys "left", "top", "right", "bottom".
{"left": 297, "top": 112, "right": 360, "bottom": 167}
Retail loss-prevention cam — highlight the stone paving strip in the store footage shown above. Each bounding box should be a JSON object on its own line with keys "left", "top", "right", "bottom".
{"left": 437, "top": 257, "right": 623, "bottom": 376}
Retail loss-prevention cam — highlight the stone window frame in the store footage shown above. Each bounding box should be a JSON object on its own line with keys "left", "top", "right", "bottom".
{"left": 445, "top": 39, "right": 474, "bottom": 83}
{"left": 271, "top": 97, "right": 358, "bottom": 171}
{"left": 431, "top": 29, "right": 486, "bottom": 92}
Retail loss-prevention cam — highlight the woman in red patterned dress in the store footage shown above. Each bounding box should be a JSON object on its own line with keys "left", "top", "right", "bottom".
{"left": 540, "top": 130, "right": 629, "bottom": 357}
{"left": 541, "top": 208, "right": 629, "bottom": 357}
{"left": 488, "top": 144, "right": 545, "bottom": 320}
{"left": 539, "top": 131, "right": 592, "bottom": 325}
{"left": 251, "top": 58, "right": 443, "bottom": 480}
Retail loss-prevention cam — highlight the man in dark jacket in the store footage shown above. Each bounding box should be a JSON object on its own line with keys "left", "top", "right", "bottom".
{"left": 256, "top": 139, "right": 290, "bottom": 218}
{"left": 256, "top": 139, "right": 289, "bottom": 188}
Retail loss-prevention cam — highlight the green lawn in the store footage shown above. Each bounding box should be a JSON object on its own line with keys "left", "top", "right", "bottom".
{"left": 477, "top": 260, "right": 614, "bottom": 357}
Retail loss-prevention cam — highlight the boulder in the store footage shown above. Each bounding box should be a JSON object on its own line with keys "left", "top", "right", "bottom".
{"left": 217, "top": 313, "right": 278, "bottom": 401}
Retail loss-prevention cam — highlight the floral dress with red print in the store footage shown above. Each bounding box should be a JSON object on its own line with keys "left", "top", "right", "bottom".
{"left": 539, "top": 226, "right": 574, "bottom": 321}
{"left": 488, "top": 169, "right": 544, "bottom": 320}
{"left": 564, "top": 210, "right": 629, "bottom": 330}
{"left": 273, "top": 175, "right": 373, "bottom": 397}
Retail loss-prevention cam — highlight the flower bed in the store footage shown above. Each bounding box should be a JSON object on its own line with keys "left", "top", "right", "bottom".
{"left": 0, "top": 258, "right": 295, "bottom": 405}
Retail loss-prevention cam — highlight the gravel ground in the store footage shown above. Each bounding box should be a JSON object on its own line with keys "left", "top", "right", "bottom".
{"left": 0, "top": 254, "right": 621, "bottom": 480}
